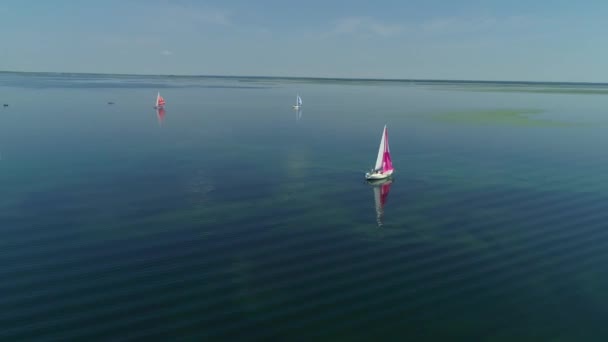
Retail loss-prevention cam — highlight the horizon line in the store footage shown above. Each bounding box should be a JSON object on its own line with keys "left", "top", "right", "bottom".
{"left": 1, "top": 70, "right": 607, "bottom": 86}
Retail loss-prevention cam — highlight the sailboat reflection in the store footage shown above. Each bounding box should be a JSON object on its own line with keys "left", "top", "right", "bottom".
{"left": 156, "top": 107, "right": 166, "bottom": 126}
{"left": 367, "top": 178, "right": 393, "bottom": 227}
{"left": 295, "top": 108, "right": 302, "bottom": 122}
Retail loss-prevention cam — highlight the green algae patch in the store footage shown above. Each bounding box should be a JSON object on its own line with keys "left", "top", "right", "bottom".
{"left": 432, "top": 109, "right": 575, "bottom": 127}
{"left": 461, "top": 86, "right": 608, "bottom": 95}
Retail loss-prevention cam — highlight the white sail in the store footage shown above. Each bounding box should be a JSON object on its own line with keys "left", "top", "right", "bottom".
{"left": 384, "top": 128, "right": 390, "bottom": 153}
{"left": 374, "top": 126, "right": 386, "bottom": 170}
{"left": 297, "top": 95, "right": 302, "bottom": 106}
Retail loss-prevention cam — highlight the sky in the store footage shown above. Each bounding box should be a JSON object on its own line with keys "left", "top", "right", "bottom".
{"left": 1, "top": 0, "right": 608, "bottom": 82}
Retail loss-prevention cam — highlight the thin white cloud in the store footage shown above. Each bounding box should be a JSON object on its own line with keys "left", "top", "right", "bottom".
{"left": 163, "top": 4, "right": 231, "bottom": 27}
{"left": 328, "top": 14, "right": 537, "bottom": 39}
{"left": 96, "top": 34, "right": 157, "bottom": 48}
{"left": 333, "top": 17, "right": 365, "bottom": 34}
{"left": 421, "top": 15, "right": 537, "bottom": 35}
{"left": 369, "top": 22, "right": 405, "bottom": 36}
{"left": 332, "top": 17, "right": 404, "bottom": 37}
{"left": 91, "top": 3, "right": 233, "bottom": 51}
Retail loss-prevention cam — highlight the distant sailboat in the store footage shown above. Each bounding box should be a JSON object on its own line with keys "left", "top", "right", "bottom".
{"left": 155, "top": 92, "right": 166, "bottom": 109}
{"left": 365, "top": 125, "right": 394, "bottom": 180}
{"left": 368, "top": 178, "right": 392, "bottom": 227}
{"left": 293, "top": 94, "right": 302, "bottom": 109}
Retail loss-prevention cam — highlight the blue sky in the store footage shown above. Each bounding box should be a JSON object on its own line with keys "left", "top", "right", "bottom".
{"left": 2, "top": 0, "right": 608, "bottom": 81}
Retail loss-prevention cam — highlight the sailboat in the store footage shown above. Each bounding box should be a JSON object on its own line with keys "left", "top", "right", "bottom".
{"left": 293, "top": 94, "right": 302, "bottom": 109}
{"left": 365, "top": 125, "right": 394, "bottom": 180}
{"left": 155, "top": 92, "right": 166, "bottom": 109}
{"left": 368, "top": 178, "right": 393, "bottom": 227}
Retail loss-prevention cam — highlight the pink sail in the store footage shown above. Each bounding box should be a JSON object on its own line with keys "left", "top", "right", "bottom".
{"left": 156, "top": 92, "right": 166, "bottom": 107}
{"left": 381, "top": 126, "right": 394, "bottom": 173}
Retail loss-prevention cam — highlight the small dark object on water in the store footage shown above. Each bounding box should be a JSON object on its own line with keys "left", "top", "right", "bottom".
{"left": 107, "top": 102, "right": 114, "bottom": 105}
{"left": 3, "top": 104, "right": 8, "bottom": 107}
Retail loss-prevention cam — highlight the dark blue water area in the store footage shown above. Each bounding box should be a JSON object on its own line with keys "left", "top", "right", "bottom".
{"left": 3, "top": 73, "right": 608, "bottom": 340}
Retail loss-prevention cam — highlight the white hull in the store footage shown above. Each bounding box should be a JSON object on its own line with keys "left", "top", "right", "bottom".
{"left": 293, "top": 105, "right": 300, "bottom": 109}
{"left": 366, "top": 177, "right": 392, "bottom": 185}
{"left": 365, "top": 169, "right": 393, "bottom": 180}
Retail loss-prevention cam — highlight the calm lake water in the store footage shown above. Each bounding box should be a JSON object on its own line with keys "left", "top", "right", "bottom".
{"left": 3, "top": 72, "right": 608, "bottom": 340}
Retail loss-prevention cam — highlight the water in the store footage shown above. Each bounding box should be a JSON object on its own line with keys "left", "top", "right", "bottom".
{"left": 2, "top": 72, "right": 608, "bottom": 340}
